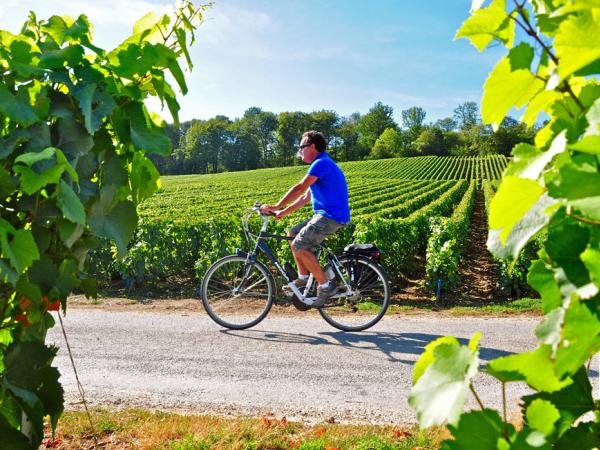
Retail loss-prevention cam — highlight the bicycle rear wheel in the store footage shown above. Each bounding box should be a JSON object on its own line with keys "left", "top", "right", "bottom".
{"left": 319, "top": 255, "right": 390, "bottom": 332}
{"left": 201, "top": 255, "right": 274, "bottom": 330}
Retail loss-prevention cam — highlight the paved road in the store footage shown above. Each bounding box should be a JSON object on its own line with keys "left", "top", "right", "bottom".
{"left": 46, "top": 309, "right": 592, "bottom": 424}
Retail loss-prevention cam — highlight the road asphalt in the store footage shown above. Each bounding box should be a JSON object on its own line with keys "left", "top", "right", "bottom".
{"left": 46, "top": 309, "right": 597, "bottom": 425}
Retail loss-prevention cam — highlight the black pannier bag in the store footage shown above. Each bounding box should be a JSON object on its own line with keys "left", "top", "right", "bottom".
{"left": 343, "top": 243, "right": 381, "bottom": 261}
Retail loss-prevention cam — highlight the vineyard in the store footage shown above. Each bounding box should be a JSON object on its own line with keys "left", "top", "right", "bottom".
{"left": 89, "top": 155, "right": 511, "bottom": 295}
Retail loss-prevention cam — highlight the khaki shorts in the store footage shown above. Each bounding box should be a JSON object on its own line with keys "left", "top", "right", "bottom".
{"left": 290, "top": 214, "right": 346, "bottom": 252}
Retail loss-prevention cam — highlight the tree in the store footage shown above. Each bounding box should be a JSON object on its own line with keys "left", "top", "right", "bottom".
{"left": 371, "top": 127, "right": 403, "bottom": 159}
{"left": 410, "top": 2, "right": 600, "bottom": 449}
{"left": 401, "top": 106, "right": 427, "bottom": 152}
{"left": 435, "top": 117, "right": 457, "bottom": 132}
{"left": 356, "top": 102, "right": 397, "bottom": 150}
{"left": 0, "top": 4, "right": 204, "bottom": 447}
{"left": 401, "top": 106, "right": 427, "bottom": 131}
{"left": 453, "top": 101, "right": 479, "bottom": 131}
{"left": 240, "top": 107, "right": 278, "bottom": 167}
{"left": 488, "top": 116, "right": 535, "bottom": 156}
{"left": 275, "top": 111, "right": 308, "bottom": 166}
{"left": 336, "top": 115, "right": 365, "bottom": 161}
{"left": 413, "top": 127, "right": 447, "bottom": 156}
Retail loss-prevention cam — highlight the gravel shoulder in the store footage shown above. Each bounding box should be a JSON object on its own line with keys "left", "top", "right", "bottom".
{"left": 46, "top": 306, "right": 566, "bottom": 425}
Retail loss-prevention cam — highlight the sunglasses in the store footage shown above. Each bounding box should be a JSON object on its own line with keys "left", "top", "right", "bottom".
{"left": 299, "top": 143, "right": 311, "bottom": 151}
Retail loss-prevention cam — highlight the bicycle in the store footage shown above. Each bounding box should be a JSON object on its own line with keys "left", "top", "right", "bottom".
{"left": 200, "top": 202, "right": 391, "bottom": 332}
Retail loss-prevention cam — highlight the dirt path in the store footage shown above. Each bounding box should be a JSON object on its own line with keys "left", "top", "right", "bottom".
{"left": 458, "top": 189, "right": 498, "bottom": 302}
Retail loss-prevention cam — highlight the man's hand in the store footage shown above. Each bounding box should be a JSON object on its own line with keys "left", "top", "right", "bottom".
{"left": 260, "top": 204, "right": 278, "bottom": 215}
{"left": 274, "top": 209, "right": 288, "bottom": 220}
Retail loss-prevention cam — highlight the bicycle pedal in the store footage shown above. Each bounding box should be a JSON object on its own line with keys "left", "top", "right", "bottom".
{"left": 292, "top": 296, "right": 311, "bottom": 311}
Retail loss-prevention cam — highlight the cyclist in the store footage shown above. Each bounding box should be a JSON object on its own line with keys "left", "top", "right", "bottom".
{"left": 260, "top": 130, "right": 350, "bottom": 306}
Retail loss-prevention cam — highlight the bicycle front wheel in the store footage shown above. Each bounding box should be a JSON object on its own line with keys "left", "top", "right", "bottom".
{"left": 319, "top": 255, "right": 390, "bottom": 332}
{"left": 201, "top": 255, "right": 274, "bottom": 330}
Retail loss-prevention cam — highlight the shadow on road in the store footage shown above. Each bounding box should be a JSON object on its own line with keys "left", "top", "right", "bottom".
{"left": 220, "top": 329, "right": 514, "bottom": 365}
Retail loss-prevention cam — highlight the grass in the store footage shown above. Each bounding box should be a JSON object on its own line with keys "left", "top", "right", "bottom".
{"left": 45, "top": 408, "right": 445, "bottom": 449}
{"left": 387, "top": 297, "right": 541, "bottom": 316}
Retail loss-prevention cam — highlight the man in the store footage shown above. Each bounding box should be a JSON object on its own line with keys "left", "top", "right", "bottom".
{"left": 260, "top": 130, "right": 350, "bottom": 307}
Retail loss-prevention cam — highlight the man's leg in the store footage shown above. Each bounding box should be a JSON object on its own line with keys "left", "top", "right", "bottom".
{"left": 287, "top": 230, "right": 309, "bottom": 277}
{"left": 292, "top": 245, "right": 327, "bottom": 284}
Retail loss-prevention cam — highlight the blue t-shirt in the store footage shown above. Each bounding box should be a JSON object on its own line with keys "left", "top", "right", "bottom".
{"left": 307, "top": 152, "right": 350, "bottom": 224}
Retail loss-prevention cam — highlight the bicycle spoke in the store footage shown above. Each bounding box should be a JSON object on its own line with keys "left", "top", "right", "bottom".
{"left": 202, "top": 256, "right": 273, "bottom": 329}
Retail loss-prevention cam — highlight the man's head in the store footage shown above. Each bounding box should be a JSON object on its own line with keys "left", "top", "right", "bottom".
{"left": 298, "top": 130, "right": 326, "bottom": 163}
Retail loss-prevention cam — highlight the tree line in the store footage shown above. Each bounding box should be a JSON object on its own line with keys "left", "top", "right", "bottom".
{"left": 150, "top": 101, "right": 536, "bottom": 175}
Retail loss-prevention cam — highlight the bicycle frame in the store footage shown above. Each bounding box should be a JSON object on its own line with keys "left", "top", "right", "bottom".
{"left": 239, "top": 211, "right": 355, "bottom": 307}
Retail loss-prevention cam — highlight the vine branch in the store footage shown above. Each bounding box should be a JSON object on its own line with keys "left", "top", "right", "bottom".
{"left": 470, "top": 384, "right": 485, "bottom": 410}
{"left": 510, "top": 0, "right": 586, "bottom": 113}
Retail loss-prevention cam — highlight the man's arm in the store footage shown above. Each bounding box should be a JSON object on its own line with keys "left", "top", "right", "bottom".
{"left": 275, "top": 190, "right": 311, "bottom": 219}
{"left": 260, "top": 175, "right": 317, "bottom": 214}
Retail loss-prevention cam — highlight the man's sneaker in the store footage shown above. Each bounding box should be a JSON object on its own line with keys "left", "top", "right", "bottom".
{"left": 283, "top": 278, "right": 308, "bottom": 293}
{"left": 313, "top": 282, "right": 339, "bottom": 307}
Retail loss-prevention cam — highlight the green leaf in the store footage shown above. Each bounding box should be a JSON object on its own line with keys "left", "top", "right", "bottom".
{"left": 40, "top": 16, "right": 71, "bottom": 45}
{"left": 489, "top": 177, "right": 544, "bottom": 243}
{"left": 57, "top": 180, "right": 85, "bottom": 225}
{"left": 80, "top": 277, "right": 98, "bottom": 300}
{"left": 36, "top": 367, "right": 64, "bottom": 432}
{"left": 581, "top": 247, "right": 600, "bottom": 286}
{"left": 0, "top": 128, "right": 31, "bottom": 159}
{"left": 14, "top": 147, "right": 55, "bottom": 166}
{"left": 57, "top": 219, "right": 84, "bottom": 249}
{"left": 441, "top": 409, "right": 511, "bottom": 450}
{"left": 88, "top": 187, "right": 137, "bottom": 256}
{"left": 0, "top": 228, "right": 40, "bottom": 274}
{"left": 56, "top": 117, "right": 94, "bottom": 158}
{"left": 133, "top": 12, "right": 157, "bottom": 35}
{"left": 73, "top": 82, "right": 117, "bottom": 135}
{"left": 554, "top": 9, "right": 600, "bottom": 79}
{"left": 130, "top": 152, "right": 161, "bottom": 204}
{"left": 56, "top": 259, "right": 80, "bottom": 297}
{"left": 168, "top": 59, "right": 188, "bottom": 95}
{"left": 150, "top": 70, "right": 180, "bottom": 125}
{"left": 555, "top": 421, "right": 600, "bottom": 450}
{"left": 570, "top": 98, "right": 600, "bottom": 154}
{"left": 3, "top": 379, "right": 44, "bottom": 447}
{"left": 569, "top": 135, "right": 600, "bottom": 154}
{"left": 413, "top": 336, "right": 458, "bottom": 384}
{"left": 554, "top": 297, "right": 600, "bottom": 377}
{"left": 482, "top": 56, "right": 545, "bottom": 130}
{"left": 125, "top": 103, "right": 172, "bottom": 155}
{"left": 505, "top": 132, "right": 566, "bottom": 180}
{"left": 0, "top": 415, "right": 32, "bottom": 450}
{"left": 54, "top": 147, "right": 79, "bottom": 183}
{"left": 546, "top": 221, "right": 591, "bottom": 289}
{"left": 527, "top": 260, "right": 562, "bottom": 313}
{"left": 487, "top": 345, "right": 572, "bottom": 392}
{"left": 455, "top": 0, "right": 512, "bottom": 51}
{"left": 176, "top": 27, "right": 193, "bottom": 70}
{"left": 526, "top": 399, "right": 560, "bottom": 435}
{"left": 488, "top": 178, "right": 554, "bottom": 259}
{"left": 523, "top": 366, "right": 594, "bottom": 436}
{"left": 0, "top": 165, "right": 17, "bottom": 198}
{"left": 408, "top": 334, "right": 480, "bottom": 427}
{"left": 509, "top": 42, "right": 535, "bottom": 71}
{"left": 14, "top": 164, "right": 64, "bottom": 195}
{"left": 535, "top": 307, "right": 564, "bottom": 348}
{"left": 0, "top": 82, "right": 39, "bottom": 127}
{"left": 511, "top": 429, "right": 550, "bottom": 449}
{"left": 39, "top": 44, "right": 84, "bottom": 69}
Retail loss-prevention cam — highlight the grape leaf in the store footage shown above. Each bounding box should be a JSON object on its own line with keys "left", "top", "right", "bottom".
{"left": 554, "top": 9, "right": 600, "bottom": 78}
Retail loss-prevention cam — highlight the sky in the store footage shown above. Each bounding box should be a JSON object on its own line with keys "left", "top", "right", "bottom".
{"left": 0, "top": 0, "right": 509, "bottom": 125}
